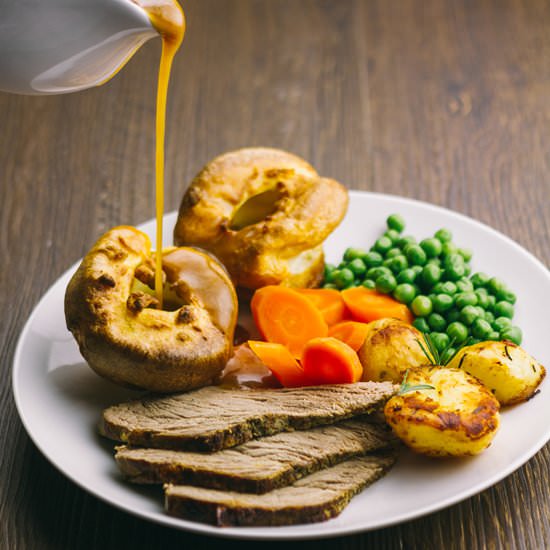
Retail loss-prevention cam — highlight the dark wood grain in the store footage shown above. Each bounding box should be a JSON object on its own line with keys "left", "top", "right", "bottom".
{"left": 1, "top": 0, "right": 549, "bottom": 548}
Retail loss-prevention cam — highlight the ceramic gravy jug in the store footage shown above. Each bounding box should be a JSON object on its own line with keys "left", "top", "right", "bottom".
{"left": 0, "top": 0, "right": 160, "bottom": 95}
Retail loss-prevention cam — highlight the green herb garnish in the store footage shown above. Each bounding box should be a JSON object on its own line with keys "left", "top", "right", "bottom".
{"left": 416, "top": 332, "right": 472, "bottom": 367}
{"left": 397, "top": 369, "right": 435, "bottom": 395}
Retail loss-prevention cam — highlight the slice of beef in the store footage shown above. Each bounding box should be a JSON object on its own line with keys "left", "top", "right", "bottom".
{"left": 164, "top": 453, "right": 397, "bottom": 526}
{"left": 99, "top": 382, "right": 396, "bottom": 451}
{"left": 115, "top": 419, "right": 397, "bottom": 493}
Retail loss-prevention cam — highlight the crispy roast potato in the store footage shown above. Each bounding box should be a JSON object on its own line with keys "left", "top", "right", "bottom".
{"left": 384, "top": 366, "right": 500, "bottom": 457}
{"left": 447, "top": 341, "right": 546, "bottom": 406}
{"left": 173, "top": 148, "right": 348, "bottom": 289}
{"left": 65, "top": 226, "right": 238, "bottom": 392}
{"left": 358, "top": 318, "right": 430, "bottom": 383}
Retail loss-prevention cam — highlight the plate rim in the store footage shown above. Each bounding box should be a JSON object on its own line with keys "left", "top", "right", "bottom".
{"left": 12, "top": 190, "right": 550, "bottom": 540}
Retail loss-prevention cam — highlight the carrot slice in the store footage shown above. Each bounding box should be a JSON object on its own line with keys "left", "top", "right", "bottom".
{"left": 341, "top": 287, "right": 413, "bottom": 324}
{"left": 251, "top": 286, "right": 328, "bottom": 357}
{"left": 302, "top": 337, "right": 363, "bottom": 385}
{"left": 295, "top": 288, "right": 347, "bottom": 326}
{"left": 328, "top": 321, "right": 370, "bottom": 351}
{"left": 248, "top": 340, "right": 307, "bottom": 387}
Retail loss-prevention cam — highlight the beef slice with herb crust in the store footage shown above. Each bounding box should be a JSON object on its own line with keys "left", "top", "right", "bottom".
{"left": 99, "top": 382, "right": 397, "bottom": 451}
{"left": 164, "top": 453, "right": 397, "bottom": 527}
{"left": 115, "top": 419, "right": 398, "bottom": 492}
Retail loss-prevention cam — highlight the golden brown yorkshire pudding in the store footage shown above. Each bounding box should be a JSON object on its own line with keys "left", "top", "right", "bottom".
{"left": 173, "top": 148, "right": 349, "bottom": 289}
{"left": 65, "top": 226, "right": 238, "bottom": 392}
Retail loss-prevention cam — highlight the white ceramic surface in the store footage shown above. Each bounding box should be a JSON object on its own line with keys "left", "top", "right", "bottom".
{"left": 12, "top": 192, "right": 550, "bottom": 540}
{"left": 0, "top": 0, "right": 156, "bottom": 94}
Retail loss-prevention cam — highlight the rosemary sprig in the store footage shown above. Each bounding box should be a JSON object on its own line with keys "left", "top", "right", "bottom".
{"left": 416, "top": 332, "right": 473, "bottom": 367}
{"left": 397, "top": 369, "right": 435, "bottom": 395}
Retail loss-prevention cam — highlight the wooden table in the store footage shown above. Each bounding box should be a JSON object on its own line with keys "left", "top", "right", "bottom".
{"left": 1, "top": 0, "right": 548, "bottom": 548}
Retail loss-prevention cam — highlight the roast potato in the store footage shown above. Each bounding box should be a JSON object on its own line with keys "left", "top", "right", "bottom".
{"left": 358, "top": 318, "right": 431, "bottom": 383}
{"left": 173, "top": 148, "right": 348, "bottom": 289}
{"left": 65, "top": 226, "right": 238, "bottom": 392}
{"left": 384, "top": 366, "right": 500, "bottom": 457}
{"left": 447, "top": 340, "right": 546, "bottom": 406}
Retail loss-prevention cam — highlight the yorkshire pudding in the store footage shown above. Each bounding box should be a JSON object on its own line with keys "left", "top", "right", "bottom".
{"left": 65, "top": 226, "right": 238, "bottom": 392}
{"left": 173, "top": 148, "right": 349, "bottom": 289}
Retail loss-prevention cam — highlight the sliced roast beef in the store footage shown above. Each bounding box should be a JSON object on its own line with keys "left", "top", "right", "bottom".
{"left": 164, "top": 453, "right": 396, "bottom": 526}
{"left": 99, "top": 382, "right": 396, "bottom": 451}
{"left": 115, "top": 419, "right": 397, "bottom": 492}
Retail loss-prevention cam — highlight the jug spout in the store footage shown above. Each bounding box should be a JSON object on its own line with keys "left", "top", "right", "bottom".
{"left": 0, "top": 0, "right": 159, "bottom": 95}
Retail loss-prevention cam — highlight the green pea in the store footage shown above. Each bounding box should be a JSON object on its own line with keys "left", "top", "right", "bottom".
{"left": 460, "top": 305, "right": 480, "bottom": 326}
{"left": 471, "top": 272, "right": 490, "bottom": 288}
{"left": 447, "top": 321, "right": 469, "bottom": 343}
{"left": 411, "top": 295, "right": 433, "bottom": 317}
{"left": 494, "top": 301, "right": 514, "bottom": 319}
{"left": 455, "top": 292, "right": 478, "bottom": 309}
{"left": 324, "top": 264, "right": 337, "bottom": 282}
{"left": 492, "top": 316, "right": 513, "bottom": 332}
{"left": 367, "top": 266, "right": 392, "bottom": 280}
{"left": 441, "top": 242, "right": 457, "bottom": 257}
{"left": 393, "top": 283, "right": 417, "bottom": 304}
{"left": 411, "top": 265, "right": 424, "bottom": 275}
{"left": 475, "top": 289, "right": 490, "bottom": 309}
{"left": 376, "top": 273, "right": 397, "bottom": 294}
{"left": 458, "top": 248, "right": 473, "bottom": 262}
{"left": 397, "top": 268, "right": 417, "bottom": 284}
{"left": 443, "top": 262, "right": 465, "bottom": 281}
{"left": 344, "top": 247, "right": 366, "bottom": 262}
{"left": 413, "top": 317, "right": 430, "bottom": 333}
{"left": 432, "top": 293, "right": 454, "bottom": 313}
{"left": 427, "top": 258, "right": 442, "bottom": 267}
{"left": 384, "top": 229, "right": 401, "bottom": 243}
{"left": 487, "top": 277, "right": 506, "bottom": 297}
{"left": 374, "top": 236, "right": 393, "bottom": 254}
{"left": 362, "top": 279, "right": 376, "bottom": 289}
{"left": 420, "top": 238, "right": 443, "bottom": 258}
{"left": 388, "top": 255, "right": 409, "bottom": 274}
{"left": 435, "top": 228, "right": 453, "bottom": 243}
{"left": 434, "top": 281, "right": 457, "bottom": 295}
{"left": 430, "top": 332, "right": 450, "bottom": 353}
{"left": 500, "top": 326, "right": 522, "bottom": 345}
{"left": 385, "top": 247, "right": 402, "bottom": 259}
{"left": 333, "top": 268, "right": 355, "bottom": 289}
{"left": 362, "top": 251, "right": 383, "bottom": 268}
{"left": 472, "top": 318, "right": 492, "bottom": 339}
{"left": 443, "top": 253, "right": 464, "bottom": 268}
{"left": 405, "top": 245, "right": 427, "bottom": 266}
{"left": 487, "top": 295, "right": 497, "bottom": 310}
{"left": 487, "top": 331, "right": 501, "bottom": 341}
{"left": 387, "top": 213, "right": 406, "bottom": 233}
{"left": 396, "top": 235, "right": 416, "bottom": 249}
{"left": 463, "top": 264, "right": 472, "bottom": 276}
{"left": 502, "top": 290, "right": 517, "bottom": 304}
{"left": 428, "top": 313, "right": 447, "bottom": 332}
{"left": 445, "top": 309, "right": 461, "bottom": 323}
{"left": 475, "top": 306, "right": 485, "bottom": 318}
{"left": 440, "top": 347, "right": 457, "bottom": 365}
{"left": 456, "top": 278, "right": 474, "bottom": 293}
{"left": 421, "top": 264, "right": 442, "bottom": 287}
{"left": 324, "top": 269, "right": 338, "bottom": 284}
{"left": 484, "top": 311, "right": 495, "bottom": 325}
{"left": 347, "top": 258, "right": 367, "bottom": 277}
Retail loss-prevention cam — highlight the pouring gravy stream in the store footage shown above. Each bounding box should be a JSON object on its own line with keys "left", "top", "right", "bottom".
{"left": 134, "top": 0, "right": 185, "bottom": 308}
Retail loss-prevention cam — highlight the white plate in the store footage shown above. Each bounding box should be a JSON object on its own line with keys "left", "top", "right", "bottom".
{"left": 12, "top": 191, "right": 550, "bottom": 540}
